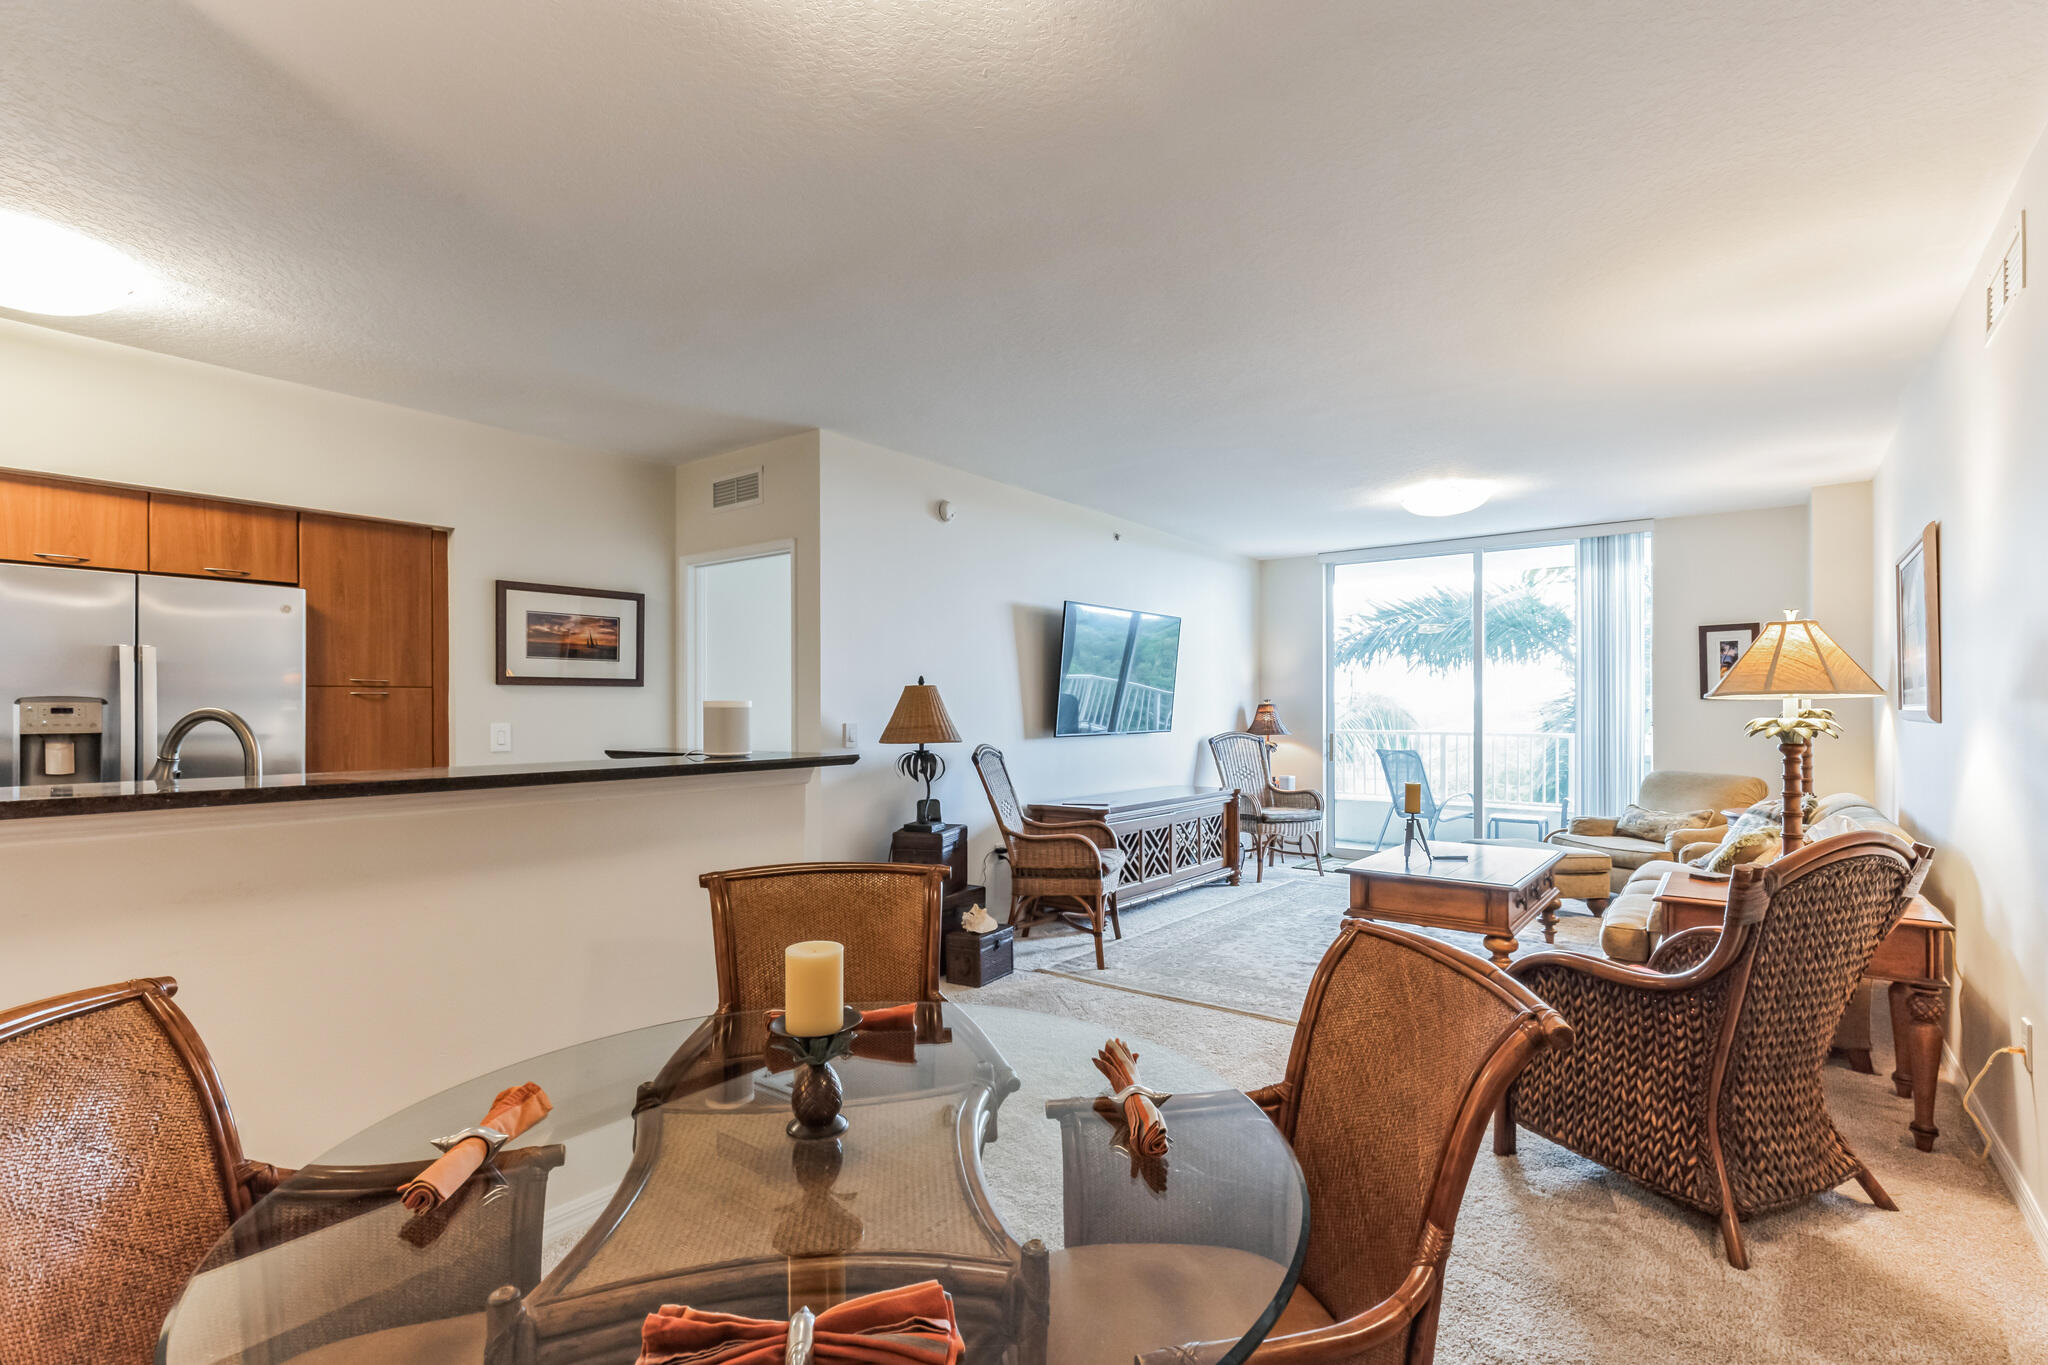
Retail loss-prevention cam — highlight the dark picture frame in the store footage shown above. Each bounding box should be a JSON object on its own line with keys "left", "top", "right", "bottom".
{"left": 495, "top": 580, "right": 646, "bottom": 687}
{"left": 1895, "top": 521, "right": 1941, "bottom": 723}
{"left": 1698, "top": 622, "right": 1760, "bottom": 698}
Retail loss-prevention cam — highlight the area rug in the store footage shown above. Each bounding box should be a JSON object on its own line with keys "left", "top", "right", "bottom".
{"left": 1041, "top": 875, "right": 1602, "bottom": 1022}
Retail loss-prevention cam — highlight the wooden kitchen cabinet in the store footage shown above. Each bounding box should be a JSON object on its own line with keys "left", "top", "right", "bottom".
{"left": 0, "top": 472, "right": 149, "bottom": 571}
{"left": 149, "top": 494, "right": 299, "bottom": 583}
{"left": 301, "top": 513, "right": 434, "bottom": 686}
{"left": 307, "top": 686, "right": 435, "bottom": 772}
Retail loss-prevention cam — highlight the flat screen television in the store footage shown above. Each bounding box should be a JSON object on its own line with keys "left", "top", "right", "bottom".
{"left": 1055, "top": 600, "right": 1182, "bottom": 736}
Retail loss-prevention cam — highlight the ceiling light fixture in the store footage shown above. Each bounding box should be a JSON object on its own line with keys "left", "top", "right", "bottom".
{"left": 1398, "top": 477, "right": 1493, "bottom": 517}
{"left": 0, "top": 209, "right": 158, "bottom": 316}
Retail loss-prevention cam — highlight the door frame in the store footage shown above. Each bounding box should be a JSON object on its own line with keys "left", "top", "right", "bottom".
{"left": 676, "top": 539, "right": 797, "bottom": 752}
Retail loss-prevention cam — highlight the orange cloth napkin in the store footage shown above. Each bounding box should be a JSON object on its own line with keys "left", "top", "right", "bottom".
{"left": 1093, "top": 1037, "right": 1169, "bottom": 1158}
{"left": 636, "top": 1280, "right": 963, "bottom": 1365}
{"left": 397, "top": 1081, "right": 552, "bottom": 1213}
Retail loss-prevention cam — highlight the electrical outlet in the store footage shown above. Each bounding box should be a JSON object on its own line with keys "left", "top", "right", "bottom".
{"left": 843, "top": 722, "right": 858, "bottom": 749}
{"left": 2025, "top": 1018, "right": 2036, "bottom": 1075}
{"left": 489, "top": 722, "right": 513, "bottom": 754}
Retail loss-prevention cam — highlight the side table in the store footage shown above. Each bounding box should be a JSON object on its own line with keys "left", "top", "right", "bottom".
{"left": 1654, "top": 868, "right": 1954, "bottom": 1151}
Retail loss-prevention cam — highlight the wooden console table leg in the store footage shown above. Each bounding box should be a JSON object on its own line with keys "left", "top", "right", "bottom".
{"left": 1540, "top": 899, "right": 1558, "bottom": 945}
{"left": 1906, "top": 986, "right": 1946, "bottom": 1152}
{"left": 1887, "top": 981, "right": 1914, "bottom": 1099}
{"left": 1481, "top": 933, "right": 1517, "bottom": 972}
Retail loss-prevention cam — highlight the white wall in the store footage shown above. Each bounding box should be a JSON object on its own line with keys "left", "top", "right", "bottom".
{"left": 1873, "top": 121, "right": 2048, "bottom": 1236}
{"left": 1257, "top": 556, "right": 1326, "bottom": 791}
{"left": 0, "top": 772, "right": 816, "bottom": 1161}
{"left": 1808, "top": 481, "right": 1877, "bottom": 799}
{"left": 1649, "top": 504, "right": 1811, "bottom": 785}
{"left": 0, "top": 318, "right": 674, "bottom": 765}
{"left": 813, "top": 433, "right": 1259, "bottom": 879}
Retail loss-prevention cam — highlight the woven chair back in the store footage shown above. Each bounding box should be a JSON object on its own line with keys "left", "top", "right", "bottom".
{"left": 1718, "top": 833, "right": 1929, "bottom": 1211}
{"left": 971, "top": 743, "right": 1027, "bottom": 841}
{"left": 1206, "top": 732, "right": 1271, "bottom": 821}
{"left": 1274, "top": 921, "right": 1569, "bottom": 1334}
{"left": 1374, "top": 748, "right": 1442, "bottom": 819}
{"left": 0, "top": 979, "right": 245, "bottom": 1365}
{"left": 700, "top": 863, "right": 946, "bottom": 1013}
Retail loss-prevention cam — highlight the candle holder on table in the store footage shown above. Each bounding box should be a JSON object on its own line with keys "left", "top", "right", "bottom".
{"left": 769, "top": 1007, "right": 862, "bottom": 1139}
{"left": 1401, "top": 811, "right": 1432, "bottom": 868}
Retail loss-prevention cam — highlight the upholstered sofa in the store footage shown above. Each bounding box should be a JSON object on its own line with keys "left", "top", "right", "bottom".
{"left": 1596, "top": 792, "right": 1915, "bottom": 964}
{"left": 1547, "top": 769, "right": 1770, "bottom": 893}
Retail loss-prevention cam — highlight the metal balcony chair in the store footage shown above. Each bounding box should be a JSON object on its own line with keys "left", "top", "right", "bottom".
{"left": 1372, "top": 748, "right": 1474, "bottom": 849}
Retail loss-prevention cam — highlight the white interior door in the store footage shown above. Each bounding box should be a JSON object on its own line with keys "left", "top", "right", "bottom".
{"left": 686, "top": 548, "right": 794, "bottom": 752}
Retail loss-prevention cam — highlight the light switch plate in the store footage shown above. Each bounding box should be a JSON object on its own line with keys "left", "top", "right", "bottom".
{"left": 489, "top": 722, "right": 513, "bottom": 753}
{"left": 842, "top": 722, "right": 858, "bottom": 749}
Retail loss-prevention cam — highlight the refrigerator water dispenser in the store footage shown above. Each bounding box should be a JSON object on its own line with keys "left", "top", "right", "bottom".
{"left": 16, "top": 697, "right": 107, "bottom": 787}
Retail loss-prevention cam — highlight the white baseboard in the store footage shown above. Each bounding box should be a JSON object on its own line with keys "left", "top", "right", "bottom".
{"left": 542, "top": 1184, "right": 618, "bottom": 1247}
{"left": 1948, "top": 1040, "right": 2048, "bottom": 1266}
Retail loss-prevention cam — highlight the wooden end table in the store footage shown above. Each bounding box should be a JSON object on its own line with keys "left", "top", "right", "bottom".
{"left": 1653, "top": 867, "right": 1955, "bottom": 1151}
{"left": 1340, "top": 842, "right": 1564, "bottom": 970}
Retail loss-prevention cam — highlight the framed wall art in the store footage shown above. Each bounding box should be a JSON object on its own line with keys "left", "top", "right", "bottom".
{"left": 1698, "top": 622, "right": 1760, "bottom": 698}
{"left": 1895, "top": 522, "right": 1941, "bottom": 722}
{"left": 496, "top": 580, "right": 645, "bottom": 686}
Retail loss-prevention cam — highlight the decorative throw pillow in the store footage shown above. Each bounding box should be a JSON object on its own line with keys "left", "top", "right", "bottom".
{"left": 1697, "top": 827, "right": 1782, "bottom": 873}
{"left": 1615, "top": 804, "right": 1716, "bottom": 843}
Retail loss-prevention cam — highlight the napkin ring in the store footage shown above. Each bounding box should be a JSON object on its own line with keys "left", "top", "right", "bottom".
{"left": 430, "top": 1125, "right": 511, "bottom": 1159}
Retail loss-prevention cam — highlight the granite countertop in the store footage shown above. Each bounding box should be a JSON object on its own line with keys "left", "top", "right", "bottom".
{"left": 0, "top": 750, "right": 857, "bottom": 821}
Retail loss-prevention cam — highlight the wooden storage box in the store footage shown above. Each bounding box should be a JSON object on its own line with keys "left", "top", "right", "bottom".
{"left": 944, "top": 927, "right": 1014, "bottom": 987}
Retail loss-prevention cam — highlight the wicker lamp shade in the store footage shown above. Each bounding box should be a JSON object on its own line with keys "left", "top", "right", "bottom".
{"left": 880, "top": 678, "right": 961, "bottom": 745}
{"left": 1706, "top": 617, "right": 1884, "bottom": 699}
{"left": 1247, "top": 701, "right": 1290, "bottom": 738}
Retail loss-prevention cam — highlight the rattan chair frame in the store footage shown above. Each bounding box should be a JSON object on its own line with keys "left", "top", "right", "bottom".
{"left": 1493, "top": 830, "right": 1934, "bottom": 1269}
{"left": 1145, "top": 920, "right": 1572, "bottom": 1364}
{"left": 1208, "top": 731, "right": 1327, "bottom": 880}
{"left": 697, "top": 861, "right": 947, "bottom": 1013}
{"left": 971, "top": 743, "right": 1124, "bottom": 968}
{"left": 0, "top": 976, "right": 277, "bottom": 1220}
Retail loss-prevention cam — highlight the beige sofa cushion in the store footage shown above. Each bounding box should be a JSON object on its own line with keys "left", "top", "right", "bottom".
{"left": 1637, "top": 770, "right": 1770, "bottom": 814}
{"left": 1615, "top": 803, "right": 1716, "bottom": 843}
{"left": 1600, "top": 892, "right": 1660, "bottom": 962}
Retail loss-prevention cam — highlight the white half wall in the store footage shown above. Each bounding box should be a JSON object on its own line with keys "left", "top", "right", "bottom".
{"left": 0, "top": 319, "right": 675, "bottom": 765}
{"left": 814, "top": 433, "right": 1259, "bottom": 878}
{"left": 1650, "top": 504, "right": 1811, "bottom": 784}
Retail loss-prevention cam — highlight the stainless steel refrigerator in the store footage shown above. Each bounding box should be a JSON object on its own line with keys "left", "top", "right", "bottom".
{"left": 1, "top": 562, "right": 305, "bottom": 786}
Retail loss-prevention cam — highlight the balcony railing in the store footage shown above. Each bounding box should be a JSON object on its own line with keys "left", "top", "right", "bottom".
{"left": 1060, "top": 674, "right": 1175, "bottom": 734}
{"left": 1332, "top": 727, "right": 1572, "bottom": 810}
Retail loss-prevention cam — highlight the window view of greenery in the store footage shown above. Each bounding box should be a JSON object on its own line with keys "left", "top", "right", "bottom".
{"left": 1058, "top": 605, "right": 1181, "bottom": 734}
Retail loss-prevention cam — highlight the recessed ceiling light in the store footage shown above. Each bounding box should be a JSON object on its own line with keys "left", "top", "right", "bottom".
{"left": 0, "top": 209, "right": 158, "bottom": 316}
{"left": 1399, "top": 477, "right": 1493, "bottom": 517}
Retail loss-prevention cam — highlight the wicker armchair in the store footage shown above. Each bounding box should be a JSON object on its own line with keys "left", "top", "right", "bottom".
{"left": 699, "top": 862, "right": 947, "bottom": 1012}
{"left": 0, "top": 977, "right": 284, "bottom": 1365}
{"left": 1101, "top": 920, "right": 1571, "bottom": 1365}
{"left": 1209, "top": 731, "right": 1326, "bottom": 879}
{"left": 971, "top": 743, "right": 1126, "bottom": 969}
{"left": 1495, "top": 830, "right": 1935, "bottom": 1268}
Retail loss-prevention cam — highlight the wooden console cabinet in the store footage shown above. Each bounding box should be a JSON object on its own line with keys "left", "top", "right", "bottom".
{"left": 1027, "top": 785, "right": 1240, "bottom": 906}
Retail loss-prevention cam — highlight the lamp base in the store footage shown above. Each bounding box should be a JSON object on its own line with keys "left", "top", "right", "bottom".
{"left": 900, "top": 797, "right": 945, "bottom": 832}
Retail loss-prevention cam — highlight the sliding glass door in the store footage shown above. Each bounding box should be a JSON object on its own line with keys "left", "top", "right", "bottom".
{"left": 1324, "top": 525, "right": 1650, "bottom": 851}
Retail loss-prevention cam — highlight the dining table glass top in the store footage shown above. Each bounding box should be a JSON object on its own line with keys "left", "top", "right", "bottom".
{"left": 159, "top": 1002, "right": 1309, "bottom": 1365}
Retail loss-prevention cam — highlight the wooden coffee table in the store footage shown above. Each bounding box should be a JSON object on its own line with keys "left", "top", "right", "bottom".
{"left": 1654, "top": 867, "right": 1956, "bottom": 1151}
{"left": 1340, "top": 842, "right": 1565, "bottom": 969}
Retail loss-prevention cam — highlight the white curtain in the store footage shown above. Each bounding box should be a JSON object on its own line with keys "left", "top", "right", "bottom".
{"left": 1575, "top": 531, "right": 1652, "bottom": 818}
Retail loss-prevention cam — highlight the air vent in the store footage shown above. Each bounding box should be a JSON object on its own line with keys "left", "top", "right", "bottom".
{"left": 1986, "top": 211, "right": 2026, "bottom": 340}
{"left": 710, "top": 468, "right": 761, "bottom": 512}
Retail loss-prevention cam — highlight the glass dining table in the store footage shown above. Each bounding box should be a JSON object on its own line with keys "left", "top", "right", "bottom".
{"left": 158, "top": 1002, "right": 1308, "bottom": 1365}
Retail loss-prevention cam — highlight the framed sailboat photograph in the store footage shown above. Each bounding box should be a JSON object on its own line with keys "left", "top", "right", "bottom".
{"left": 496, "top": 580, "right": 645, "bottom": 686}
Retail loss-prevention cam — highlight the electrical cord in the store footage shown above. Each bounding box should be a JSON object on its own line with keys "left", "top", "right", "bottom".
{"left": 1961, "top": 1045, "right": 2028, "bottom": 1162}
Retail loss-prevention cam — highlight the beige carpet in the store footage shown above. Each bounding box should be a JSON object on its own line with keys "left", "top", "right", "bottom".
{"left": 951, "top": 866, "right": 2048, "bottom": 1363}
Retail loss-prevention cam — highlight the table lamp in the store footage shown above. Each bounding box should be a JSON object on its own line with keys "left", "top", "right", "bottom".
{"left": 1247, "top": 700, "right": 1290, "bottom": 757}
{"left": 880, "top": 676, "right": 961, "bottom": 831}
{"left": 1706, "top": 612, "right": 1884, "bottom": 851}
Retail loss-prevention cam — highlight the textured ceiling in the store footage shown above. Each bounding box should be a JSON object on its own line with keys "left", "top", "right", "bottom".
{"left": 4, "top": 1, "right": 2045, "bottom": 556}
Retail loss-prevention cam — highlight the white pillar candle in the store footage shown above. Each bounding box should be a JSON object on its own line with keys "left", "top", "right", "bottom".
{"left": 784, "top": 940, "right": 846, "bottom": 1037}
